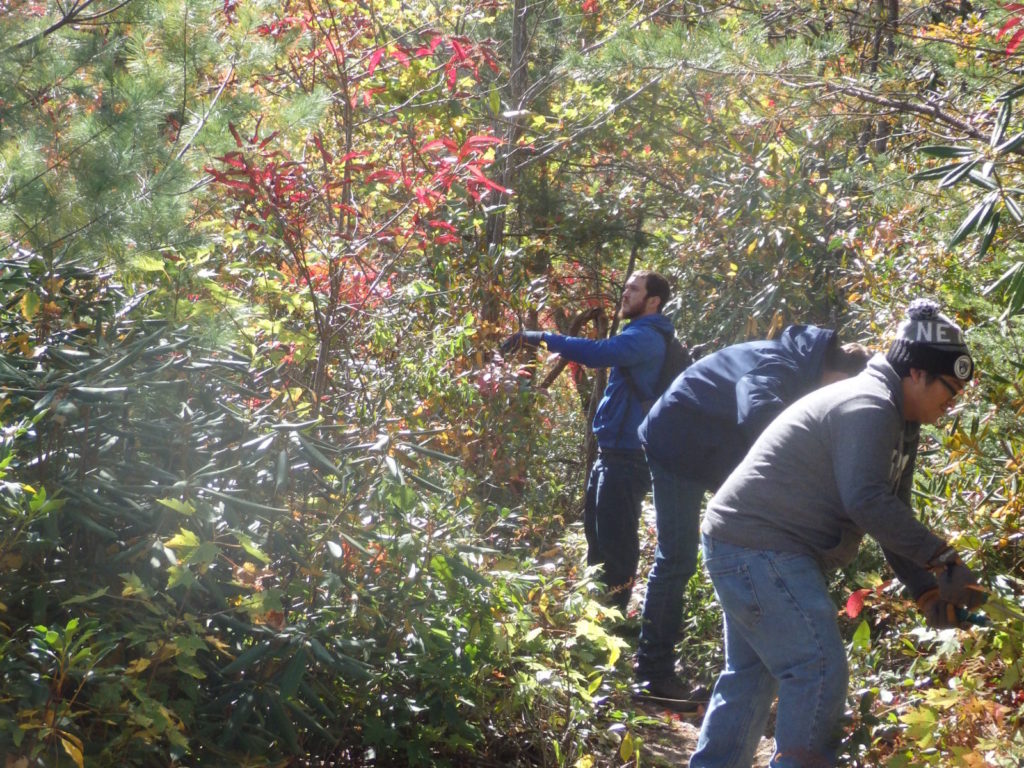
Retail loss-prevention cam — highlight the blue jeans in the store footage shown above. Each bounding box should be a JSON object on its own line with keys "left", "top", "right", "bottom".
{"left": 636, "top": 458, "right": 706, "bottom": 677}
{"left": 691, "top": 535, "right": 849, "bottom": 768}
{"left": 583, "top": 449, "right": 651, "bottom": 612}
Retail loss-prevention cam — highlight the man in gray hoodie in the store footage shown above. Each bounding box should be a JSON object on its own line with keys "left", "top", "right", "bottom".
{"left": 690, "top": 299, "right": 986, "bottom": 768}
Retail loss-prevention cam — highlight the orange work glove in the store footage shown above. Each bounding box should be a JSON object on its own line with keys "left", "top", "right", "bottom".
{"left": 916, "top": 588, "right": 961, "bottom": 629}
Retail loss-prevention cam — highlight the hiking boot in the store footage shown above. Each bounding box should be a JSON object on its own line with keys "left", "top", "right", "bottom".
{"left": 632, "top": 673, "right": 707, "bottom": 713}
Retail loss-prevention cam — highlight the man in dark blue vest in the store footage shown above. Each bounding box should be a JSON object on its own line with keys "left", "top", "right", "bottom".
{"left": 634, "top": 326, "right": 869, "bottom": 709}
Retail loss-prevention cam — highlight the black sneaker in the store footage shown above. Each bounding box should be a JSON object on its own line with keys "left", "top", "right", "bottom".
{"left": 632, "top": 674, "right": 706, "bottom": 713}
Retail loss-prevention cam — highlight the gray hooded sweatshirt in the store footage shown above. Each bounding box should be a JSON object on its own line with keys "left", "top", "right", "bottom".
{"left": 702, "top": 354, "right": 945, "bottom": 597}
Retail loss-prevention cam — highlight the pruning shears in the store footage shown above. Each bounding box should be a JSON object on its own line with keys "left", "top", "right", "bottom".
{"left": 957, "top": 592, "right": 1024, "bottom": 626}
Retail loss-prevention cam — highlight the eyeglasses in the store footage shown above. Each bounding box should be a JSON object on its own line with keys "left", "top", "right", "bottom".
{"left": 936, "top": 376, "right": 964, "bottom": 399}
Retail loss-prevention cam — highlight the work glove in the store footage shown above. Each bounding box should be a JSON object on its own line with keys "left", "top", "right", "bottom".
{"left": 916, "top": 588, "right": 962, "bottom": 629}
{"left": 929, "top": 546, "right": 987, "bottom": 609}
{"left": 499, "top": 330, "right": 544, "bottom": 355}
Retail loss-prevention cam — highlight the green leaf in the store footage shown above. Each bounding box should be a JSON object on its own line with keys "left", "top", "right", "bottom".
{"left": 1004, "top": 193, "right": 1024, "bottom": 223}
{"left": 851, "top": 619, "right": 871, "bottom": 651}
{"left": 131, "top": 254, "right": 166, "bottom": 272}
{"left": 201, "top": 486, "right": 287, "bottom": 515}
{"left": 919, "top": 145, "right": 974, "bottom": 158}
{"left": 977, "top": 210, "right": 1000, "bottom": 258}
{"left": 296, "top": 433, "right": 343, "bottom": 478}
{"left": 277, "top": 647, "right": 308, "bottom": 699}
{"left": 184, "top": 541, "right": 220, "bottom": 567}
{"left": 995, "top": 130, "right": 1024, "bottom": 155}
{"left": 938, "top": 159, "right": 979, "bottom": 189}
{"left": 966, "top": 171, "right": 999, "bottom": 190}
{"left": 275, "top": 448, "right": 288, "bottom": 494}
{"left": 235, "top": 531, "right": 271, "bottom": 564}
{"left": 948, "top": 195, "right": 995, "bottom": 248}
{"left": 991, "top": 100, "right": 1013, "bottom": 148}
{"left": 220, "top": 641, "right": 274, "bottom": 676}
{"left": 61, "top": 587, "right": 109, "bottom": 606}
{"left": 998, "top": 84, "right": 1024, "bottom": 101}
{"left": 911, "top": 161, "right": 967, "bottom": 181}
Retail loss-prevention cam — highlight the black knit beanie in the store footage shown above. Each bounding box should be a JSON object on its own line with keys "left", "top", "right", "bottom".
{"left": 886, "top": 299, "right": 974, "bottom": 381}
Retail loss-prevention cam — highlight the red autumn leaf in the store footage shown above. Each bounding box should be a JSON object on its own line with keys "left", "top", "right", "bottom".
{"left": 312, "top": 134, "right": 332, "bottom": 164}
{"left": 461, "top": 134, "right": 504, "bottom": 153}
{"left": 366, "top": 169, "right": 401, "bottom": 183}
{"left": 414, "top": 187, "right": 443, "bottom": 207}
{"left": 481, "top": 48, "right": 501, "bottom": 74}
{"left": 228, "top": 122, "right": 244, "bottom": 148}
{"left": 216, "top": 152, "right": 248, "bottom": 169}
{"left": 1007, "top": 26, "right": 1024, "bottom": 54}
{"left": 257, "top": 131, "right": 279, "bottom": 150}
{"left": 466, "top": 164, "right": 511, "bottom": 194}
{"left": 421, "top": 138, "right": 459, "bottom": 154}
{"left": 999, "top": 15, "right": 1023, "bottom": 36}
{"left": 367, "top": 47, "right": 386, "bottom": 75}
{"left": 391, "top": 47, "right": 410, "bottom": 67}
{"left": 845, "top": 588, "right": 871, "bottom": 619}
{"left": 415, "top": 36, "right": 444, "bottom": 56}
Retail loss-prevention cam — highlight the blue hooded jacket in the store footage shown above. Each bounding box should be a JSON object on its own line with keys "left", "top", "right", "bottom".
{"left": 639, "top": 325, "right": 837, "bottom": 485}
{"left": 542, "top": 312, "right": 676, "bottom": 450}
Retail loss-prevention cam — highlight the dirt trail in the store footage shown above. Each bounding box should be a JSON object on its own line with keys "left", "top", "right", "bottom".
{"left": 633, "top": 700, "right": 774, "bottom": 767}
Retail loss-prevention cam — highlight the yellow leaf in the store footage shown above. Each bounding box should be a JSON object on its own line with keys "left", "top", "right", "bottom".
{"left": 0, "top": 553, "right": 22, "bottom": 569}
{"left": 205, "top": 634, "right": 231, "bottom": 654}
{"left": 20, "top": 292, "right": 40, "bottom": 321}
{"left": 165, "top": 529, "right": 199, "bottom": 550}
{"left": 125, "top": 658, "right": 151, "bottom": 674}
{"left": 619, "top": 732, "right": 636, "bottom": 761}
{"left": 819, "top": 182, "right": 828, "bottom": 195}
{"left": 60, "top": 735, "right": 84, "bottom": 768}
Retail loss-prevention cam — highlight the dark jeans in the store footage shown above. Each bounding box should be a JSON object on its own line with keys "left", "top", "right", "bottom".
{"left": 583, "top": 448, "right": 651, "bottom": 612}
{"left": 636, "top": 456, "right": 706, "bottom": 677}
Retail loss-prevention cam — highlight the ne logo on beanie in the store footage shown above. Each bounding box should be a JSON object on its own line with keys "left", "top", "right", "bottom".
{"left": 886, "top": 299, "right": 974, "bottom": 382}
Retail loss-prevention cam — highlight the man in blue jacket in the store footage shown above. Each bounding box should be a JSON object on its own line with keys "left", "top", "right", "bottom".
{"left": 634, "top": 326, "right": 869, "bottom": 708}
{"left": 501, "top": 270, "right": 675, "bottom": 611}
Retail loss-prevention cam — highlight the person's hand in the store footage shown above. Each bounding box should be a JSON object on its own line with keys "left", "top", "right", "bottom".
{"left": 930, "top": 547, "right": 987, "bottom": 609}
{"left": 916, "top": 588, "right": 962, "bottom": 629}
{"left": 499, "top": 330, "right": 544, "bottom": 355}
{"left": 937, "top": 562, "right": 987, "bottom": 608}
